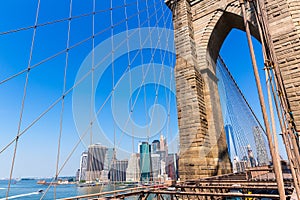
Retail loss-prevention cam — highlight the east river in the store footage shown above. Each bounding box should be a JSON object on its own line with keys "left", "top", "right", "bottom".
{"left": 0, "top": 179, "right": 132, "bottom": 200}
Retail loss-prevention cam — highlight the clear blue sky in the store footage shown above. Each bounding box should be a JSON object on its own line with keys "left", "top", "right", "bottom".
{"left": 0, "top": 0, "right": 285, "bottom": 179}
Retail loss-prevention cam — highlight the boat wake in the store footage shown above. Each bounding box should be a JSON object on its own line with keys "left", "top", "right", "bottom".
{"left": 0, "top": 192, "right": 39, "bottom": 199}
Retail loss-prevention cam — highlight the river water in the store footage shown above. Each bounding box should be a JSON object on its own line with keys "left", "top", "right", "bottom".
{"left": 0, "top": 179, "right": 130, "bottom": 199}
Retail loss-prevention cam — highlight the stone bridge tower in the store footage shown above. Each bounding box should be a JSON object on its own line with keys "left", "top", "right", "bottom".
{"left": 167, "top": 0, "right": 300, "bottom": 180}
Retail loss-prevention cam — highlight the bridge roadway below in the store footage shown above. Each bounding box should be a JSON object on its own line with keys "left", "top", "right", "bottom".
{"left": 62, "top": 167, "right": 295, "bottom": 200}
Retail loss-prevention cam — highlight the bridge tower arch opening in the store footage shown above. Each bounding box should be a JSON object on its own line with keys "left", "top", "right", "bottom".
{"left": 169, "top": 0, "right": 264, "bottom": 180}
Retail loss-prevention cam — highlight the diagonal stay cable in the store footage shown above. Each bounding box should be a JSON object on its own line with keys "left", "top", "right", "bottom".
{"left": 43, "top": 4, "right": 171, "bottom": 196}
{"left": 0, "top": 1, "right": 138, "bottom": 37}
{"left": 115, "top": 7, "right": 173, "bottom": 154}
{"left": 156, "top": 0, "right": 175, "bottom": 145}
{"left": 142, "top": 0, "right": 152, "bottom": 144}
{"left": 217, "top": 63, "right": 247, "bottom": 159}
{"left": 3, "top": 8, "right": 170, "bottom": 198}
{"left": 0, "top": 0, "right": 165, "bottom": 156}
{"left": 42, "top": 3, "right": 172, "bottom": 197}
{"left": 40, "top": 21, "right": 168, "bottom": 191}
{"left": 218, "top": 56, "right": 266, "bottom": 134}
{"left": 41, "top": 83, "right": 113, "bottom": 199}
{"left": 140, "top": 0, "right": 173, "bottom": 146}
{"left": 115, "top": 3, "right": 172, "bottom": 151}
{"left": 160, "top": 0, "right": 176, "bottom": 153}
{"left": 133, "top": 0, "right": 149, "bottom": 182}
{"left": 141, "top": 0, "right": 172, "bottom": 141}
{"left": 217, "top": 56, "right": 268, "bottom": 161}
{"left": 0, "top": 0, "right": 162, "bottom": 86}
{"left": 110, "top": 0, "right": 117, "bottom": 192}
{"left": 123, "top": 0, "right": 134, "bottom": 156}
{"left": 6, "top": 0, "right": 41, "bottom": 199}
{"left": 53, "top": 0, "right": 73, "bottom": 199}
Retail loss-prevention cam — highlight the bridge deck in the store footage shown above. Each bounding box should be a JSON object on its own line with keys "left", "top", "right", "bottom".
{"left": 62, "top": 170, "right": 294, "bottom": 200}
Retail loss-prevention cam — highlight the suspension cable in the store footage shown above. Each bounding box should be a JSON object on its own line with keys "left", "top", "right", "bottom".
{"left": 2, "top": 2, "right": 174, "bottom": 199}
{"left": 38, "top": 2, "right": 171, "bottom": 197}
{"left": 0, "top": 0, "right": 162, "bottom": 87}
{"left": 53, "top": 0, "right": 73, "bottom": 199}
{"left": 6, "top": 1, "right": 41, "bottom": 199}
{"left": 0, "top": 2, "right": 138, "bottom": 37}
{"left": 0, "top": 1, "right": 166, "bottom": 157}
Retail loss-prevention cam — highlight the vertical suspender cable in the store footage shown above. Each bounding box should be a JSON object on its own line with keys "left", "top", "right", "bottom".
{"left": 110, "top": 0, "right": 117, "bottom": 192}
{"left": 54, "top": 0, "right": 73, "bottom": 199}
{"left": 6, "top": 0, "right": 41, "bottom": 199}
{"left": 1, "top": 2, "right": 172, "bottom": 198}
{"left": 252, "top": 0, "right": 300, "bottom": 196}
{"left": 90, "top": 0, "right": 96, "bottom": 147}
{"left": 254, "top": 0, "right": 300, "bottom": 195}
{"left": 123, "top": 0, "right": 136, "bottom": 183}
{"left": 136, "top": 0, "right": 147, "bottom": 183}
{"left": 239, "top": 0, "right": 286, "bottom": 198}
{"left": 91, "top": 0, "right": 96, "bottom": 187}
{"left": 257, "top": 0, "right": 300, "bottom": 166}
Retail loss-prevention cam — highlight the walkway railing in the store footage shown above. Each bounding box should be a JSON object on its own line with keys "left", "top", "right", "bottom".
{"left": 60, "top": 185, "right": 167, "bottom": 200}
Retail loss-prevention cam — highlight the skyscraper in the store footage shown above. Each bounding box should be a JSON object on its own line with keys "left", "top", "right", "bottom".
{"left": 151, "top": 153, "right": 161, "bottom": 181}
{"left": 156, "top": 135, "right": 168, "bottom": 179}
{"left": 79, "top": 151, "right": 88, "bottom": 181}
{"left": 139, "top": 142, "right": 152, "bottom": 182}
{"left": 86, "top": 144, "right": 107, "bottom": 181}
{"left": 110, "top": 160, "right": 128, "bottom": 182}
{"left": 151, "top": 140, "right": 160, "bottom": 154}
{"left": 75, "top": 169, "right": 80, "bottom": 181}
{"left": 104, "top": 148, "right": 115, "bottom": 170}
{"left": 224, "top": 124, "right": 238, "bottom": 160}
{"left": 253, "top": 126, "right": 269, "bottom": 166}
{"left": 166, "top": 153, "right": 178, "bottom": 180}
{"left": 247, "top": 144, "right": 256, "bottom": 167}
{"left": 101, "top": 148, "right": 115, "bottom": 182}
{"left": 160, "top": 135, "right": 166, "bottom": 151}
{"left": 126, "top": 153, "right": 140, "bottom": 182}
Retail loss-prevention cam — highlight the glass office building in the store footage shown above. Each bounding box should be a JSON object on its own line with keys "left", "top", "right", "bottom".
{"left": 139, "top": 142, "right": 152, "bottom": 182}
